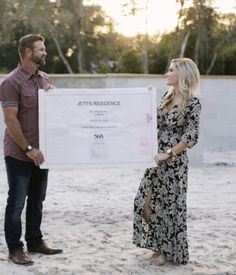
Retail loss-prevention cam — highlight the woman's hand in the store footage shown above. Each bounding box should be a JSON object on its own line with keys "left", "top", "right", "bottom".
{"left": 154, "top": 153, "right": 170, "bottom": 165}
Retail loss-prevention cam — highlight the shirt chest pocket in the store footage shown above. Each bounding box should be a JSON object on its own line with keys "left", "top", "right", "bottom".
{"left": 21, "top": 89, "right": 37, "bottom": 107}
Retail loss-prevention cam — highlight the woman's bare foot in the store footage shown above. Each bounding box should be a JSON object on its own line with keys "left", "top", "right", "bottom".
{"left": 150, "top": 251, "right": 162, "bottom": 259}
{"left": 151, "top": 254, "right": 168, "bottom": 266}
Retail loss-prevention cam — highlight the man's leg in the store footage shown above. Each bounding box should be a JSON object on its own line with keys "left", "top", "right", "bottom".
{"left": 26, "top": 167, "right": 62, "bottom": 255}
{"left": 25, "top": 166, "right": 48, "bottom": 246}
{"left": 4, "top": 156, "right": 34, "bottom": 265}
{"left": 4, "top": 156, "right": 33, "bottom": 252}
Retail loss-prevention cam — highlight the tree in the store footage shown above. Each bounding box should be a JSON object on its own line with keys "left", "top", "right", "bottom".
{"left": 121, "top": 0, "right": 149, "bottom": 73}
{"left": 116, "top": 49, "right": 142, "bottom": 73}
{"left": 175, "top": 0, "right": 223, "bottom": 73}
{"left": 206, "top": 11, "right": 236, "bottom": 74}
{"left": 0, "top": 0, "right": 118, "bottom": 73}
{"left": 0, "top": 0, "right": 236, "bottom": 75}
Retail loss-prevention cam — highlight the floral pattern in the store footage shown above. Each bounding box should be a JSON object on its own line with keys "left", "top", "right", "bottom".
{"left": 133, "top": 96, "right": 201, "bottom": 264}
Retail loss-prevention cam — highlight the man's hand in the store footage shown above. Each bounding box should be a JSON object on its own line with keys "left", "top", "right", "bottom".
{"left": 26, "top": 148, "right": 44, "bottom": 166}
{"left": 44, "top": 84, "right": 55, "bottom": 91}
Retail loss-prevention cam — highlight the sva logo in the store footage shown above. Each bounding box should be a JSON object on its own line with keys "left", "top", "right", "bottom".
{"left": 94, "top": 134, "right": 104, "bottom": 139}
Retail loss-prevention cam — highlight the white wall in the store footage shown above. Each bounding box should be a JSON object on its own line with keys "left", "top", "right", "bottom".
{"left": 1, "top": 74, "right": 236, "bottom": 166}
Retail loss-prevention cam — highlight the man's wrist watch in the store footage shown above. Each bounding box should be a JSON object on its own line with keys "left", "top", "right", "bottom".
{"left": 166, "top": 148, "right": 176, "bottom": 161}
{"left": 24, "top": 144, "right": 33, "bottom": 153}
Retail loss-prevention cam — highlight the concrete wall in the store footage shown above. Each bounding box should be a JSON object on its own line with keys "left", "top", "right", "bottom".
{"left": 0, "top": 74, "right": 236, "bottom": 165}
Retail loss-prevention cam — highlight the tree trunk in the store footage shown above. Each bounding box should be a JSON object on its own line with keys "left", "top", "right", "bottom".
{"left": 143, "top": 0, "right": 149, "bottom": 74}
{"left": 142, "top": 47, "right": 148, "bottom": 74}
{"left": 75, "top": 0, "right": 84, "bottom": 73}
{"left": 194, "top": 35, "right": 200, "bottom": 65}
{"left": 47, "top": 24, "right": 74, "bottom": 74}
{"left": 175, "top": 0, "right": 185, "bottom": 32}
{"left": 194, "top": 2, "right": 204, "bottom": 66}
{"left": 165, "top": 0, "right": 185, "bottom": 71}
{"left": 180, "top": 29, "right": 191, "bottom": 57}
{"left": 206, "top": 37, "right": 227, "bottom": 74}
{"left": 206, "top": 52, "right": 217, "bottom": 74}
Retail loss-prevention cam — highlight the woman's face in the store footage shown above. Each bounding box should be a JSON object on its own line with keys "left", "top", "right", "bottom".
{"left": 165, "top": 63, "right": 179, "bottom": 87}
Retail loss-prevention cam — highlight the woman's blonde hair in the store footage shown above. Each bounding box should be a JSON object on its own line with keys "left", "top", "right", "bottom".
{"left": 160, "top": 57, "right": 200, "bottom": 116}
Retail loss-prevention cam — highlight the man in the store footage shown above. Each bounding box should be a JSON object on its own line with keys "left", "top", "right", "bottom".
{"left": 0, "top": 34, "right": 62, "bottom": 266}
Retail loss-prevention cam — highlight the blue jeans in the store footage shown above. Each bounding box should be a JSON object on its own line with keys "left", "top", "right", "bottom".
{"left": 4, "top": 156, "right": 48, "bottom": 252}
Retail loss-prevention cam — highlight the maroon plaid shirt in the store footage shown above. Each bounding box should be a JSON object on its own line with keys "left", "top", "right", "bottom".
{"left": 0, "top": 65, "right": 52, "bottom": 162}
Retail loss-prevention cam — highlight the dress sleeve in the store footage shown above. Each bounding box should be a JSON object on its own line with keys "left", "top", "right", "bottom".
{"left": 181, "top": 97, "right": 201, "bottom": 148}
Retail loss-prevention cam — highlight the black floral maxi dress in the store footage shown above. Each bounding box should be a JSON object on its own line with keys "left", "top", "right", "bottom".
{"left": 133, "top": 96, "right": 201, "bottom": 264}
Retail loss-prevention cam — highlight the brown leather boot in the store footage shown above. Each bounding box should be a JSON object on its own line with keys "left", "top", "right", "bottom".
{"left": 9, "top": 248, "right": 34, "bottom": 265}
{"left": 27, "top": 241, "right": 63, "bottom": 255}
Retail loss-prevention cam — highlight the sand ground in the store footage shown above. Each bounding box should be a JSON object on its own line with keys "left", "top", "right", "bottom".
{"left": 0, "top": 155, "right": 236, "bottom": 275}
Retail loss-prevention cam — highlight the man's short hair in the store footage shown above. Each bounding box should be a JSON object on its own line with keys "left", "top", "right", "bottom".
{"left": 18, "top": 34, "right": 44, "bottom": 59}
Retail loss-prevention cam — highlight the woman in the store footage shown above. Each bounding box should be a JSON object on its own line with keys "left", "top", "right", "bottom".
{"left": 133, "top": 58, "right": 201, "bottom": 266}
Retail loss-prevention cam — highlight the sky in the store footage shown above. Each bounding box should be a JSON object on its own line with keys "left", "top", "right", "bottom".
{"left": 84, "top": 0, "right": 236, "bottom": 36}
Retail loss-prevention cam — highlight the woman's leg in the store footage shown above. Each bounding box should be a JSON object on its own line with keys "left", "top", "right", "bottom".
{"left": 143, "top": 191, "right": 152, "bottom": 224}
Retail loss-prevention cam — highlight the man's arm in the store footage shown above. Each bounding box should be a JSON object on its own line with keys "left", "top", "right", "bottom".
{"left": 2, "top": 106, "right": 44, "bottom": 166}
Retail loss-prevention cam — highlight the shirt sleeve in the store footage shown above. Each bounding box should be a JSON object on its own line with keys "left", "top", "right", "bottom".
{"left": 40, "top": 71, "right": 53, "bottom": 87}
{"left": 181, "top": 97, "right": 201, "bottom": 148}
{"left": 0, "top": 79, "right": 20, "bottom": 108}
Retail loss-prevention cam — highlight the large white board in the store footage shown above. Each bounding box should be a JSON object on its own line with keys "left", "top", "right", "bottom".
{"left": 39, "top": 87, "right": 157, "bottom": 168}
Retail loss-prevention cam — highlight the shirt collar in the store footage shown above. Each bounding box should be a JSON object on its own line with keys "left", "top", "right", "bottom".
{"left": 18, "top": 64, "right": 44, "bottom": 80}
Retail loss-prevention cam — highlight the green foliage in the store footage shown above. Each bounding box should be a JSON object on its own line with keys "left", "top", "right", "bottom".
{"left": 116, "top": 49, "right": 142, "bottom": 73}
{"left": 0, "top": 0, "right": 235, "bottom": 75}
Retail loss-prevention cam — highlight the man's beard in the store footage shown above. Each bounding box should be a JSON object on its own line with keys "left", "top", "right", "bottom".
{"left": 31, "top": 53, "right": 46, "bottom": 67}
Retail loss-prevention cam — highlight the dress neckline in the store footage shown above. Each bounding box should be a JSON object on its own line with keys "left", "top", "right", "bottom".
{"left": 162, "top": 104, "right": 178, "bottom": 115}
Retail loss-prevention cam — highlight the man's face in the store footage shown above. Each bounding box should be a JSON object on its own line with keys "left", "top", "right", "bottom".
{"left": 30, "top": 40, "right": 47, "bottom": 67}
